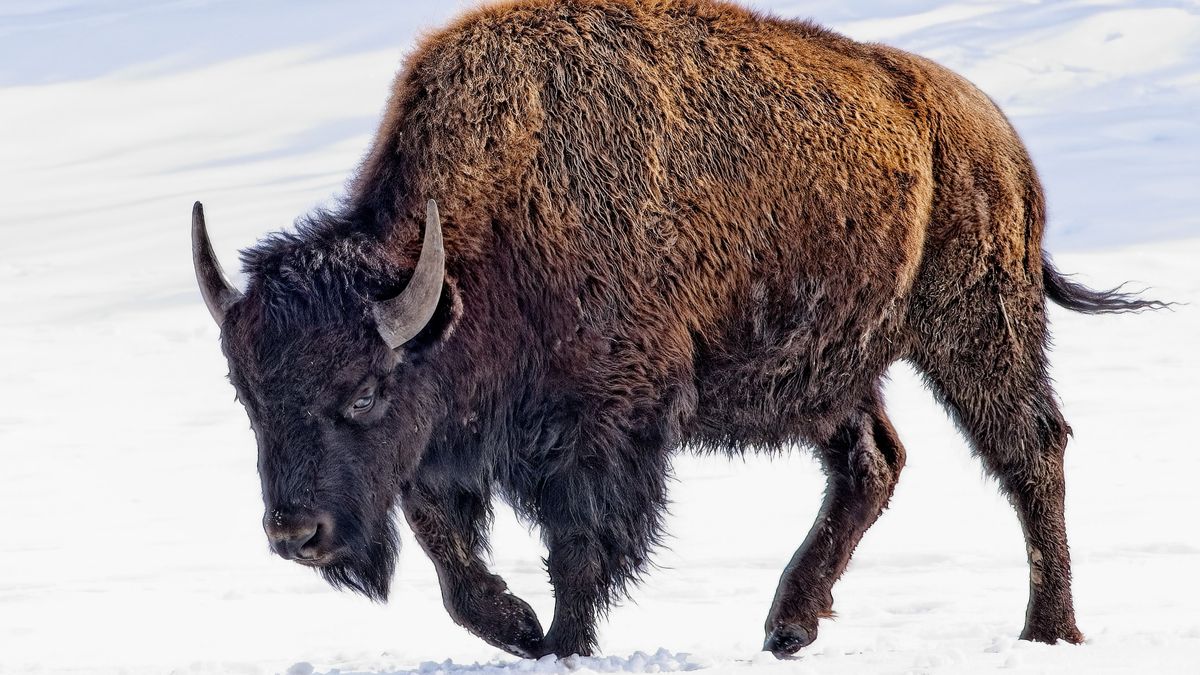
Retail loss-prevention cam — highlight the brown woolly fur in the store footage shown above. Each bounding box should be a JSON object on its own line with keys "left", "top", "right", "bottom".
{"left": 202, "top": 0, "right": 1163, "bottom": 660}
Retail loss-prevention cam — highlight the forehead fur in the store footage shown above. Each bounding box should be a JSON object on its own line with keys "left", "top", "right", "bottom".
{"left": 221, "top": 210, "right": 404, "bottom": 390}
{"left": 236, "top": 210, "right": 396, "bottom": 330}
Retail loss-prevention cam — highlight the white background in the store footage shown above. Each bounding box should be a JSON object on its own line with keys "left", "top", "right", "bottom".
{"left": 1, "top": 1, "right": 1198, "bottom": 673}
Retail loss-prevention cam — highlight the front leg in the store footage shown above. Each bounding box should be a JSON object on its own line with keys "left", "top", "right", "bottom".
{"left": 534, "top": 442, "right": 672, "bottom": 657}
{"left": 401, "top": 483, "right": 544, "bottom": 657}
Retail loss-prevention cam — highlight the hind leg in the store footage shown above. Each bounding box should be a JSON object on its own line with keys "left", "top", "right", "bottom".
{"left": 915, "top": 287, "right": 1084, "bottom": 644}
{"left": 764, "top": 389, "right": 906, "bottom": 657}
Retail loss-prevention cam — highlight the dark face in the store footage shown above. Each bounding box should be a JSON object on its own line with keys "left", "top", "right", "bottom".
{"left": 191, "top": 199, "right": 450, "bottom": 600}
{"left": 221, "top": 302, "right": 443, "bottom": 601}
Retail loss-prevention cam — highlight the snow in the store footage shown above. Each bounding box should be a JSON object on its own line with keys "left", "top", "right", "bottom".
{"left": 1, "top": 1, "right": 1198, "bottom": 674}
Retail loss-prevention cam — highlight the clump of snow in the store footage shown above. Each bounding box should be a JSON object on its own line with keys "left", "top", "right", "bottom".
{"left": 325, "top": 650, "right": 705, "bottom": 675}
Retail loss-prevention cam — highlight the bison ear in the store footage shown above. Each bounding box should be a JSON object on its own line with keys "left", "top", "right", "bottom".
{"left": 391, "top": 275, "right": 462, "bottom": 360}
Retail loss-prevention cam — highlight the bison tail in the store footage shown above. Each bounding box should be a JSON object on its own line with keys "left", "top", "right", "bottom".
{"left": 1042, "top": 253, "right": 1170, "bottom": 315}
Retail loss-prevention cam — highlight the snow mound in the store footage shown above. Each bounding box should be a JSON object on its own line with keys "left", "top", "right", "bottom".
{"left": 306, "top": 650, "right": 707, "bottom": 675}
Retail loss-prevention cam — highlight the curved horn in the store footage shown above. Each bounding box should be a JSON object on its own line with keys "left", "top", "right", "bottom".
{"left": 191, "top": 201, "right": 243, "bottom": 325}
{"left": 373, "top": 200, "right": 446, "bottom": 349}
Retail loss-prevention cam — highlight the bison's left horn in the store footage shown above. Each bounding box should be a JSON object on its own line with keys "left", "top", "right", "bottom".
{"left": 372, "top": 199, "right": 446, "bottom": 349}
{"left": 192, "top": 201, "right": 243, "bottom": 326}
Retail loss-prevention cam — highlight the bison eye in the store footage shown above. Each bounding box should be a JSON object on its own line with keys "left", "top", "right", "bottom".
{"left": 351, "top": 393, "right": 375, "bottom": 414}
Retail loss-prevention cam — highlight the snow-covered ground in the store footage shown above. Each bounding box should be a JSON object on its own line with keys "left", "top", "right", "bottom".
{"left": 1, "top": 1, "right": 1198, "bottom": 673}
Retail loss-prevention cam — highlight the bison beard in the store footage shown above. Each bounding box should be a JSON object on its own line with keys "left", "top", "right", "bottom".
{"left": 317, "top": 510, "right": 400, "bottom": 603}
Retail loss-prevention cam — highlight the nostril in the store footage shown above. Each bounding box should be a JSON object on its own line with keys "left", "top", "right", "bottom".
{"left": 264, "top": 509, "right": 335, "bottom": 561}
{"left": 268, "top": 525, "right": 316, "bottom": 560}
{"left": 296, "top": 523, "right": 323, "bottom": 558}
{"left": 298, "top": 512, "right": 336, "bottom": 558}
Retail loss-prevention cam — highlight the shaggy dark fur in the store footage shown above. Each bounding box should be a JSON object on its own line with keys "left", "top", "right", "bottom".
{"left": 206, "top": 0, "right": 1162, "bottom": 658}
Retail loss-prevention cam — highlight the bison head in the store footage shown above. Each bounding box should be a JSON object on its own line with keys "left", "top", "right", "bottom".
{"left": 192, "top": 201, "right": 457, "bottom": 601}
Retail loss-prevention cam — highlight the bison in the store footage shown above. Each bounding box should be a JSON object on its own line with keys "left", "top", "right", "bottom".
{"left": 192, "top": 0, "right": 1161, "bottom": 659}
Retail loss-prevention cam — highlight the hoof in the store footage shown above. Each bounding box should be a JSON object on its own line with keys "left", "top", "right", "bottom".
{"left": 534, "top": 628, "right": 595, "bottom": 660}
{"left": 470, "top": 593, "right": 545, "bottom": 658}
{"left": 1020, "top": 624, "right": 1085, "bottom": 645}
{"left": 764, "top": 623, "right": 816, "bottom": 658}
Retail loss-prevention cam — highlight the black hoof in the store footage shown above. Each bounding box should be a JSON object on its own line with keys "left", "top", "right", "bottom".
{"left": 764, "top": 623, "right": 816, "bottom": 658}
{"left": 534, "top": 628, "right": 595, "bottom": 660}
{"left": 1020, "top": 623, "right": 1085, "bottom": 645}
{"left": 469, "top": 593, "right": 545, "bottom": 658}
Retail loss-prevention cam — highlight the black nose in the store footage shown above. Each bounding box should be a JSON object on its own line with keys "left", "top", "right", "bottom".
{"left": 264, "top": 508, "right": 334, "bottom": 561}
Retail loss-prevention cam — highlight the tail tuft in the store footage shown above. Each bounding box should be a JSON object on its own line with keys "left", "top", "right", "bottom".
{"left": 1042, "top": 253, "right": 1171, "bottom": 314}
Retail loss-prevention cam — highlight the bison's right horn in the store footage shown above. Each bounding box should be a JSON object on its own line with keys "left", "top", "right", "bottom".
{"left": 192, "top": 201, "right": 243, "bottom": 326}
{"left": 372, "top": 200, "right": 446, "bottom": 349}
